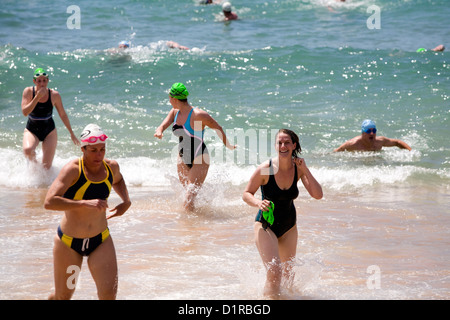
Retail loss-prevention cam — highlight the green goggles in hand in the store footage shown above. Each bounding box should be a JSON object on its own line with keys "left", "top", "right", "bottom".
{"left": 263, "top": 201, "right": 275, "bottom": 226}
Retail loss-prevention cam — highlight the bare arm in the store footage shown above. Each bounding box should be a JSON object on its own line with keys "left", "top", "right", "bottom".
{"left": 106, "top": 160, "right": 131, "bottom": 219}
{"left": 202, "top": 112, "right": 236, "bottom": 150}
{"left": 154, "top": 108, "right": 176, "bottom": 139}
{"left": 380, "top": 137, "right": 411, "bottom": 151}
{"left": 242, "top": 162, "right": 271, "bottom": 212}
{"left": 21, "top": 87, "right": 45, "bottom": 117}
{"left": 333, "top": 138, "right": 357, "bottom": 152}
{"left": 294, "top": 158, "right": 323, "bottom": 199}
{"left": 52, "top": 91, "right": 80, "bottom": 146}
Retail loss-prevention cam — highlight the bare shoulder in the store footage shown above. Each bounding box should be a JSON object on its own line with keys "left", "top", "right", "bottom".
{"left": 50, "top": 89, "right": 61, "bottom": 99}
{"left": 104, "top": 158, "right": 122, "bottom": 180}
{"left": 335, "top": 136, "right": 360, "bottom": 151}
{"left": 63, "top": 158, "right": 80, "bottom": 173}
{"left": 376, "top": 136, "right": 390, "bottom": 142}
{"left": 104, "top": 158, "right": 120, "bottom": 171}
{"left": 23, "top": 86, "right": 33, "bottom": 94}
{"left": 56, "top": 158, "right": 81, "bottom": 183}
{"left": 169, "top": 108, "right": 177, "bottom": 116}
{"left": 348, "top": 135, "right": 362, "bottom": 144}
{"left": 256, "top": 159, "right": 271, "bottom": 181}
{"left": 22, "top": 86, "right": 33, "bottom": 99}
{"left": 194, "top": 107, "right": 210, "bottom": 118}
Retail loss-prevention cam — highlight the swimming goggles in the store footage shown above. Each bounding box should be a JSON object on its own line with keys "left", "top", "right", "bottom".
{"left": 34, "top": 72, "right": 48, "bottom": 79}
{"left": 262, "top": 201, "right": 275, "bottom": 226}
{"left": 81, "top": 134, "right": 108, "bottom": 144}
{"left": 364, "top": 128, "right": 377, "bottom": 134}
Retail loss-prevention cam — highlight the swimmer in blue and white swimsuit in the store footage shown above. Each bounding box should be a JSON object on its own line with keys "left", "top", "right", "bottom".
{"left": 172, "top": 107, "right": 209, "bottom": 168}
{"left": 154, "top": 82, "right": 236, "bottom": 210}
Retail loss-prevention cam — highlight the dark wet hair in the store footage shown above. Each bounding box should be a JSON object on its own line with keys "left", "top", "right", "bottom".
{"left": 276, "top": 129, "right": 302, "bottom": 158}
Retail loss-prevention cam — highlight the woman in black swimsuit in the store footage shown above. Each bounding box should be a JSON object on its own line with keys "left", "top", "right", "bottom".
{"left": 243, "top": 129, "right": 323, "bottom": 298}
{"left": 21, "top": 68, "right": 79, "bottom": 169}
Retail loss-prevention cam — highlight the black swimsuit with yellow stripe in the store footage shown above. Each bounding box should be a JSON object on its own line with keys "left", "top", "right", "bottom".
{"left": 59, "top": 158, "right": 114, "bottom": 256}
{"left": 63, "top": 157, "right": 114, "bottom": 200}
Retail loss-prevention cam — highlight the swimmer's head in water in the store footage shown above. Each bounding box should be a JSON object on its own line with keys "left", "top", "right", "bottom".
{"left": 361, "top": 119, "right": 377, "bottom": 133}
{"left": 169, "top": 83, "right": 189, "bottom": 100}
{"left": 222, "top": 2, "right": 232, "bottom": 12}
{"left": 119, "top": 40, "right": 130, "bottom": 48}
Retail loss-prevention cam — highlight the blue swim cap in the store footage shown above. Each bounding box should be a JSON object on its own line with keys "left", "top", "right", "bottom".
{"left": 119, "top": 41, "right": 130, "bottom": 48}
{"left": 361, "top": 119, "right": 376, "bottom": 133}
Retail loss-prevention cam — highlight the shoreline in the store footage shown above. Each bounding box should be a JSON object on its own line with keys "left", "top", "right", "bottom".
{"left": 0, "top": 182, "right": 448, "bottom": 299}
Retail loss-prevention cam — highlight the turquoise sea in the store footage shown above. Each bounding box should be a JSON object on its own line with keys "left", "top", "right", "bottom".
{"left": 0, "top": 0, "right": 449, "bottom": 299}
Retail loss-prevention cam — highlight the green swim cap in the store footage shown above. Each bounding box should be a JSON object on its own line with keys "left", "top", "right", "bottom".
{"left": 169, "top": 82, "right": 189, "bottom": 100}
{"left": 33, "top": 68, "right": 48, "bottom": 79}
{"left": 416, "top": 48, "right": 427, "bottom": 52}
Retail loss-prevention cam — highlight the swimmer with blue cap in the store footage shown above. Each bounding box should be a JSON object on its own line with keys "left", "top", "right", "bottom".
{"left": 118, "top": 41, "right": 130, "bottom": 49}
{"left": 334, "top": 119, "right": 411, "bottom": 152}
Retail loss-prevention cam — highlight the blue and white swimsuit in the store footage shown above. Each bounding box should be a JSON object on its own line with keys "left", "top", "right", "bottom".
{"left": 172, "top": 108, "right": 208, "bottom": 168}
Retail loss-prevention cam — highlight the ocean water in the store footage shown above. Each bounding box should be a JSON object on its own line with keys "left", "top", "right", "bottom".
{"left": 0, "top": 0, "right": 449, "bottom": 300}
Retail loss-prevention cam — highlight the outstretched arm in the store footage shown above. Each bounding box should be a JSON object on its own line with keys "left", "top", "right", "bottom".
{"left": 203, "top": 113, "right": 236, "bottom": 150}
{"left": 52, "top": 91, "right": 80, "bottom": 146}
{"left": 154, "top": 108, "right": 176, "bottom": 139}
{"left": 380, "top": 137, "right": 411, "bottom": 151}
{"left": 333, "top": 138, "right": 355, "bottom": 152}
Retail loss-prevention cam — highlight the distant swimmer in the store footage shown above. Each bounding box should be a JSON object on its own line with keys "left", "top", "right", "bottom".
{"left": 166, "top": 41, "right": 189, "bottom": 51}
{"left": 21, "top": 68, "right": 79, "bottom": 169}
{"left": 118, "top": 40, "right": 130, "bottom": 49}
{"left": 222, "top": 2, "right": 238, "bottom": 21}
{"left": 242, "top": 129, "right": 323, "bottom": 298}
{"left": 45, "top": 124, "right": 131, "bottom": 300}
{"left": 154, "top": 83, "right": 236, "bottom": 211}
{"left": 417, "top": 44, "right": 445, "bottom": 52}
{"left": 334, "top": 119, "right": 412, "bottom": 152}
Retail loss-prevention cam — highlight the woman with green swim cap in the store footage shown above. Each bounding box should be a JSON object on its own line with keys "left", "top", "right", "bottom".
{"left": 154, "top": 83, "right": 236, "bottom": 211}
{"left": 21, "top": 68, "right": 79, "bottom": 169}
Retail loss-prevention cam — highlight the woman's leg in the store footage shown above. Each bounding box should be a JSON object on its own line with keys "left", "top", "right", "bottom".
{"left": 22, "top": 129, "right": 40, "bottom": 164}
{"left": 278, "top": 225, "right": 298, "bottom": 288}
{"left": 41, "top": 129, "right": 57, "bottom": 170}
{"left": 49, "top": 235, "right": 83, "bottom": 300}
{"left": 177, "top": 154, "right": 210, "bottom": 211}
{"left": 87, "top": 236, "right": 118, "bottom": 300}
{"left": 254, "top": 222, "right": 282, "bottom": 298}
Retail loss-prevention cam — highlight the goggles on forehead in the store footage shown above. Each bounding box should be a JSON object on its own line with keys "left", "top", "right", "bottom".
{"left": 81, "top": 134, "right": 108, "bottom": 144}
{"left": 34, "top": 72, "right": 48, "bottom": 79}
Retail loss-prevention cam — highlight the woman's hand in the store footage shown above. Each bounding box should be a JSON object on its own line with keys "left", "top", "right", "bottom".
{"left": 293, "top": 157, "right": 307, "bottom": 175}
{"left": 154, "top": 127, "right": 164, "bottom": 139}
{"left": 107, "top": 201, "right": 131, "bottom": 219}
{"left": 258, "top": 199, "right": 272, "bottom": 212}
